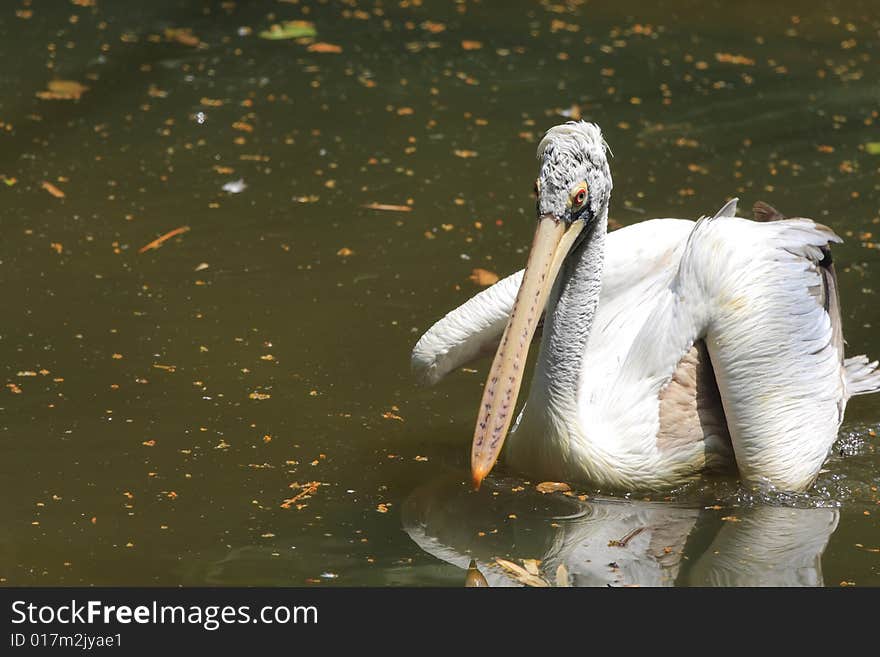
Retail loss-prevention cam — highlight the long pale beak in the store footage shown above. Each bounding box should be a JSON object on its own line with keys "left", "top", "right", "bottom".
{"left": 471, "top": 214, "right": 585, "bottom": 490}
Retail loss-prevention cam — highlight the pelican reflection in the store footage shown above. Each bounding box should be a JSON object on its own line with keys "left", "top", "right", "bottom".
{"left": 402, "top": 476, "right": 838, "bottom": 587}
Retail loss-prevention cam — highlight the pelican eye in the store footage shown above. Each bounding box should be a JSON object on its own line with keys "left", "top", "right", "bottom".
{"left": 574, "top": 188, "right": 587, "bottom": 207}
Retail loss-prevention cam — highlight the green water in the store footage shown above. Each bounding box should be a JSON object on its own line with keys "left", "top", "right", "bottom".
{"left": 0, "top": 0, "right": 878, "bottom": 586}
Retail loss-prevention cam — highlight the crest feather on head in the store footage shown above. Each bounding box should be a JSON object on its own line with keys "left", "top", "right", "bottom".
{"left": 536, "top": 121, "right": 610, "bottom": 161}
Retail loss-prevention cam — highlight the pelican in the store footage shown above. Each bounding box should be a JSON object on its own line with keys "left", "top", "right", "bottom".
{"left": 412, "top": 121, "right": 880, "bottom": 492}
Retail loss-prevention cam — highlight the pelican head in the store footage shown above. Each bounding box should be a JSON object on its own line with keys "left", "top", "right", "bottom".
{"left": 535, "top": 121, "right": 613, "bottom": 224}
{"left": 471, "top": 121, "right": 612, "bottom": 489}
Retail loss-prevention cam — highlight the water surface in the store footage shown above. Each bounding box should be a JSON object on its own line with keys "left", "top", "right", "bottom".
{"left": 0, "top": 0, "right": 878, "bottom": 586}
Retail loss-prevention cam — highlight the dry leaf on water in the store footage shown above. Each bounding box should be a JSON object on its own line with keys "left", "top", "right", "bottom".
{"left": 280, "top": 481, "right": 321, "bottom": 509}
{"left": 307, "top": 43, "right": 343, "bottom": 54}
{"left": 536, "top": 481, "right": 571, "bottom": 494}
{"left": 41, "top": 181, "right": 66, "bottom": 198}
{"left": 259, "top": 20, "right": 317, "bottom": 40}
{"left": 469, "top": 268, "right": 499, "bottom": 286}
{"left": 422, "top": 21, "right": 446, "bottom": 33}
{"left": 164, "top": 28, "right": 201, "bottom": 47}
{"left": 362, "top": 203, "right": 412, "bottom": 212}
{"left": 138, "top": 226, "right": 190, "bottom": 253}
{"left": 36, "top": 80, "right": 89, "bottom": 100}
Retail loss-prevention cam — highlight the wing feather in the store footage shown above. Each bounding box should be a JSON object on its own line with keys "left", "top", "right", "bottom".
{"left": 679, "top": 215, "right": 845, "bottom": 490}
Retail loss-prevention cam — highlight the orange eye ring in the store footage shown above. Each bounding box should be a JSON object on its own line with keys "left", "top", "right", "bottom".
{"left": 574, "top": 188, "right": 587, "bottom": 206}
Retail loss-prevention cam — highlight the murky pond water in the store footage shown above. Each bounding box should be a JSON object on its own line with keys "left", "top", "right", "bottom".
{"left": 1, "top": 0, "right": 878, "bottom": 586}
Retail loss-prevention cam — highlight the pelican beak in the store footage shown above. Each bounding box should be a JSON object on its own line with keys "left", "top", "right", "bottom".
{"left": 471, "top": 213, "right": 585, "bottom": 490}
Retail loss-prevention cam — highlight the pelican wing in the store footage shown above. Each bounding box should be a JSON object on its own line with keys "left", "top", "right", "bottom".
{"left": 411, "top": 269, "right": 524, "bottom": 386}
{"left": 576, "top": 209, "right": 857, "bottom": 491}
{"left": 673, "top": 215, "right": 848, "bottom": 489}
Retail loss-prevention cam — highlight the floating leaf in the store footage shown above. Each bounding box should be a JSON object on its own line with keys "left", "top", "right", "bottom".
{"left": 36, "top": 80, "right": 89, "bottom": 100}
{"left": 41, "top": 181, "right": 66, "bottom": 198}
{"left": 362, "top": 202, "right": 412, "bottom": 212}
{"left": 308, "top": 42, "right": 342, "bottom": 54}
{"left": 259, "top": 20, "right": 317, "bottom": 40}
{"left": 281, "top": 481, "right": 321, "bottom": 509}
{"left": 865, "top": 142, "right": 880, "bottom": 155}
{"left": 138, "top": 226, "right": 190, "bottom": 253}
{"left": 714, "top": 52, "right": 755, "bottom": 66}
{"left": 469, "top": 268, "right": 499, "bottom": 286}
{"left": 536, "top": 481, "right": 571, "bottom": 494}
{"left": 164, "top": 28, "right": 200, "bottom": 47}
{"left": 422, "top": 21, "right": 446, "bottom": 33}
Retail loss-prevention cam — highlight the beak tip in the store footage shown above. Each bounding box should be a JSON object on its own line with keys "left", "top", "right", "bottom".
{"left": 471, "top": 466, "right": 486, "bottom": 491}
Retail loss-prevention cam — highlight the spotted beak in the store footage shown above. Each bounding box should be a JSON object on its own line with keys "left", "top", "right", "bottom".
{"left": 471, "top": 214, "right": 584, "bottom": 489}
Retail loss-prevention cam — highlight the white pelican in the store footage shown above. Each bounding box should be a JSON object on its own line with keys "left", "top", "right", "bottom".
{"left": 412, "top": 121, "right": 880, "bottom": 492}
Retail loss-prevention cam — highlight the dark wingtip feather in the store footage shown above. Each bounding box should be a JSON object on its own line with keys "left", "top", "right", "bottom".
{"left": 752, "top": 201, "right": 785, "bottom": 222}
